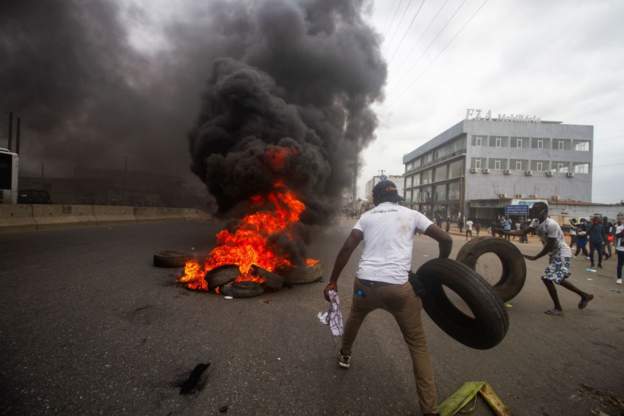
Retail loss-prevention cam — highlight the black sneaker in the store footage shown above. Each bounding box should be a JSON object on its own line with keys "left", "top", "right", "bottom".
{"left": 337, "top": 350, "right": 351, "bottom": 369}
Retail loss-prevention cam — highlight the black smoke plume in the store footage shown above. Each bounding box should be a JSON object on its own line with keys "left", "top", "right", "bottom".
{"left": 0, "top": 0, "right": 386, "bottom": 215}
{"left": 188, "top": 0, "right": 386, "bottom": 222}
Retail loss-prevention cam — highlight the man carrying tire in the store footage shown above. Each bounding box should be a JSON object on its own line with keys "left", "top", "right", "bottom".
{"left": 519, "top": 202, "right": 594, "bottom": 316}
{"left": 323, "top": 180, "right": 452, "bottom": 416}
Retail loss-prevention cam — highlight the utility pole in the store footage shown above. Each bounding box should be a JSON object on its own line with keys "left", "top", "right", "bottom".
{"left": 7, "top": 112, "right": 13, "bottom": 151}
{"left": 15, "top": 117, "right": 21, "bottom": 154}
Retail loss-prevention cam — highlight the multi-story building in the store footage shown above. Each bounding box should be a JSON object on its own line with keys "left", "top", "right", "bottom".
{"left": 402, "top": 112, "right": 593, "bottom": 220}
{"left": 365, "top": 174, "right": 404, "bottom": 203}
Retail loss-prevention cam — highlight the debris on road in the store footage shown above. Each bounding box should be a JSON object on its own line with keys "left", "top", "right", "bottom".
{"left": 438, "top": 381, "right": 510, "bottom": 416}
{"left": 178, "top": 362, "right": 211, "bottom": 395}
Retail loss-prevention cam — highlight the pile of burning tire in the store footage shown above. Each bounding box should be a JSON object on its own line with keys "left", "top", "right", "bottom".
{"left": 153, "top": 250, "right": 322, "bottom": 297}
{"left": 411, "top": 237, "right": 525, "bottom": 350}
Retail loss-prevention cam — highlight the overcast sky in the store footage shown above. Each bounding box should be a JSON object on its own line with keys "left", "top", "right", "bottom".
{"left": 358, "top": 0, "right": 623, "bottom": 203}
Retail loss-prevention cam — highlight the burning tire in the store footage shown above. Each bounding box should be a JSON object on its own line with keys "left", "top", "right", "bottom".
{"left": 253, "top": 266, "right": 285, "bottom": 291}
{"left": 456, "top": 237, "right": 526, "bottom": 302}
{"left": 154, "top": 250, "right": 191, "bottom": 268}
{"left": 222, "top": 281, "right": 265, "bottom": 298}
{"left": 205, "top": 265, "right": 239, "bottom": 288}
{"left": 412, "top": 258, "right": 509, "bottom": 350}
{"left": 283, "top": 263, "right": 323, "bottom": 285}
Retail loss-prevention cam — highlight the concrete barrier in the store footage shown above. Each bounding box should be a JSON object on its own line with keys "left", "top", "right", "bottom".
{"left": 1, "top": 204, "right": 210, "bottom": 231}
{"left": 0, "top": 204, "right": 36, "bottom": 230}
{"left": 33, "top": 204, "right": 96, "bottom": 227}
{"left": 93, "top": 205, "right": 136, "bottom": 223}
{"left": 134, "top": 207, "right": 183, "bottom": 221}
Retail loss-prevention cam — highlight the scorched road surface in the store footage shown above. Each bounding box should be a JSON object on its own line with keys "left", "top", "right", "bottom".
{"left": 1, "top": 220, "right": 622, "bottom": 416}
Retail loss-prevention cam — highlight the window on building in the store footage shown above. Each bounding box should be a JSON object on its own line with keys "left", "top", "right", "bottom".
{"left": 473, "top": 158, "right": 482, "bottom": 169}
{"left": 448, "top": 182, "right": 460, "bottom": 201}
{"left": 574, "top": 141, "right": 590, "bottom": 151}
{"left": 515, "top": 160, "right": 522, "bottom": 170}
{"left": 421, "top": 186, "right": 432, "bottom": 202}
{"left": 537, "top": 139, "right": 543, "bottom": 149}
{"left": 495, "top": 137, "right": 503, "bottom": 147}
{"left": 413, "top": 173, "right": 421, "bottom": 186}
{"left": 494, "top": 159, "right": 502, "bottom": 169}
{"left": 556, "top": 140, "right": 566, "bottom": 150}
{"left": 434, "top": 165, "right": 447, "bottom": 182}
{"left": 421, "top": 169, "right": 432, "bottom": 184}
{"left": 536, "top": 161, "right": 543, "bottom": 171}
{"left": 413, "top": 189, "right": 421, "bottom": 203}
{"left": 557, "top": 162, "right": 569, "bottom": 173}
{"left": 448, "top": 160, "right": 463, "bottom": 179}
{"left": 472, "top": 135, "right": 482, "bottom": 146}
{"left": 435, "top": 184, "right": 447, "bottom": 201}
{"left": 574, "top": 163, "right": 589, "bottom": 174}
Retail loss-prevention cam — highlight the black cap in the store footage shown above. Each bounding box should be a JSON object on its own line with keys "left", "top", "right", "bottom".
{"left": 372, "top": 180, "right": 402, "bottom": 204}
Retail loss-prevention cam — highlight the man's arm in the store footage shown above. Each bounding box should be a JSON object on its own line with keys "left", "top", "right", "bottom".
{"left": 424, "top": 224, "right": 452, "bottom": 259}
{"left": 525, "top": 237, "right": 556, "bottom": 261}
{"left": 323, "top": 229, "right": 363, "bottom": 301}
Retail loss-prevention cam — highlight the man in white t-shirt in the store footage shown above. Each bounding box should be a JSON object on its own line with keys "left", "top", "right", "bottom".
{"left": 518, "top": 202, "right": 594, "bottom": 316}
{"left": 465, "top": 219, "right": 474, "bottom": 240}
{"left": 323, "top": 180, "right": 452, "bottom": 416}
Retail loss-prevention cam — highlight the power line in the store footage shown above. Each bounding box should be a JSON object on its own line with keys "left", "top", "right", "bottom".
{"left": 391, "top": 0, "right": 469, "bottom": 93}
{"left": 387, "top": 0, "right": 414, "bottom": 48}
{"left": 392, "top": 0, "right": 451, "bottom": 74}
{"left": 395, "top": 0, "right": 488, "bottom": 102}
{"left": 389, "top": 0, "right": 427, "bottom": 63}
{"left": 385, "top": 0, "right": 405, "bottom": 45}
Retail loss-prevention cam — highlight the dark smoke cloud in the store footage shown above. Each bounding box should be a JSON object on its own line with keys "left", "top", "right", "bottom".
{"left": 188, "top": 0, "right": 386, "bottom": 222}
{"left": 0, "top": 0, "right": 195, "bottom": 178}
{"left": 0, "top": 0, "right": 386, "bottom": 216}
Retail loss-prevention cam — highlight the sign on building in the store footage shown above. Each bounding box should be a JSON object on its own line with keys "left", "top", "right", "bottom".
{"left": 505, "top": 205, "right": 529, "bottom": 216}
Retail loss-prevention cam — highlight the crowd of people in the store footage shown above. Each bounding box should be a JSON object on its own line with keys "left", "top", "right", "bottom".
{"left": 437, "top": 212, "right": 624, "bottom": 285}
{"left": 568, "top": 214, "right": 624, "bottom": 284}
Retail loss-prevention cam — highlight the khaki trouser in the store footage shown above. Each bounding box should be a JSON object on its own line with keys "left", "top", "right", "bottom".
{"left": 341, "top": 278, "right": 437, "bottom": 414}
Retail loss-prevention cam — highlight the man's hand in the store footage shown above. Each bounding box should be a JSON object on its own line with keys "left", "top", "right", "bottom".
{"left": 323, "top": 282, "right": 337, "bottom": 302}
{"left": 524, "top": 254, "right": 537, "bottom": 261}
{"left": 424, "top": 224, "right": 452, "bottom": 258}
{"left": 325, "top": 229, "right": 363, "bottom": 302}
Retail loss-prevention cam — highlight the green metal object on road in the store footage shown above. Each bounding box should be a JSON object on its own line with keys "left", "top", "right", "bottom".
{"left": 439, "top": 381, "right": 510, "bottom": 416}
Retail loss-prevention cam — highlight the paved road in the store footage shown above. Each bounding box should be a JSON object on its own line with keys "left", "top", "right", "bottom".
{"left": 1, "top": 220, "right": 622, "bottom": 415}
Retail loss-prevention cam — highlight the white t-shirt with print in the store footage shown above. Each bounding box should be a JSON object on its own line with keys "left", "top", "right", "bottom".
{"left": 616, "top": 224, "right": 624, "bottom": 252}
{"left": 466, "top": 220, "right": 473, "bottom": 231}
{"left": 353, "top": 202, "right": 433, "bottom": 284}
{"left": 530, "top": 218, "right": 572, "bottom": 258}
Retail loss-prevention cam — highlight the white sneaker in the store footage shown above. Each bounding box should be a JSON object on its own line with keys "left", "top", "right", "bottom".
{"left": 617, "top": 279, "right": 622, "bottom": 285}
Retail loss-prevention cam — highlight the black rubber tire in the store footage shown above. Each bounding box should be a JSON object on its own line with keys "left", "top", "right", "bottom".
{"left": 253, "top": 266, "right": 285, "bottom": 290}
{"left": 456, "top": 237, "right": 526, "bottom": 302}
{"left": 153, "top": 250, "right": 190, "bottom": 268}
{"left": 222, "top": 281, "right": 265, "bottom": 298}
{"left": 413, "top": 258, "right": 509, "bottom": 350}
{"left": 205, "top": 265, "right": 239, "bottom": 288}
{"left": 283, "top": 263, "right": 323, "bottom": 285}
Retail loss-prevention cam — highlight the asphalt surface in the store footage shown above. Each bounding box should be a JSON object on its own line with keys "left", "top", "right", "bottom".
{"left": 1, "top": 220, "right": 623, "bottom": 416}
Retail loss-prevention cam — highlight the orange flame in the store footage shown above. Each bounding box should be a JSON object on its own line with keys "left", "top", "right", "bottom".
{"left": 179, "top": 147, "right": 317, "bottom": 292}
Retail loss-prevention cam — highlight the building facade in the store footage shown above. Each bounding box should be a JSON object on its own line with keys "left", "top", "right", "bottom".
{"left": 365, "top": 174, "right": 404, "bottom": 203}
{"left": 402, "top": 116, "right": 593, "bottom": 220}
